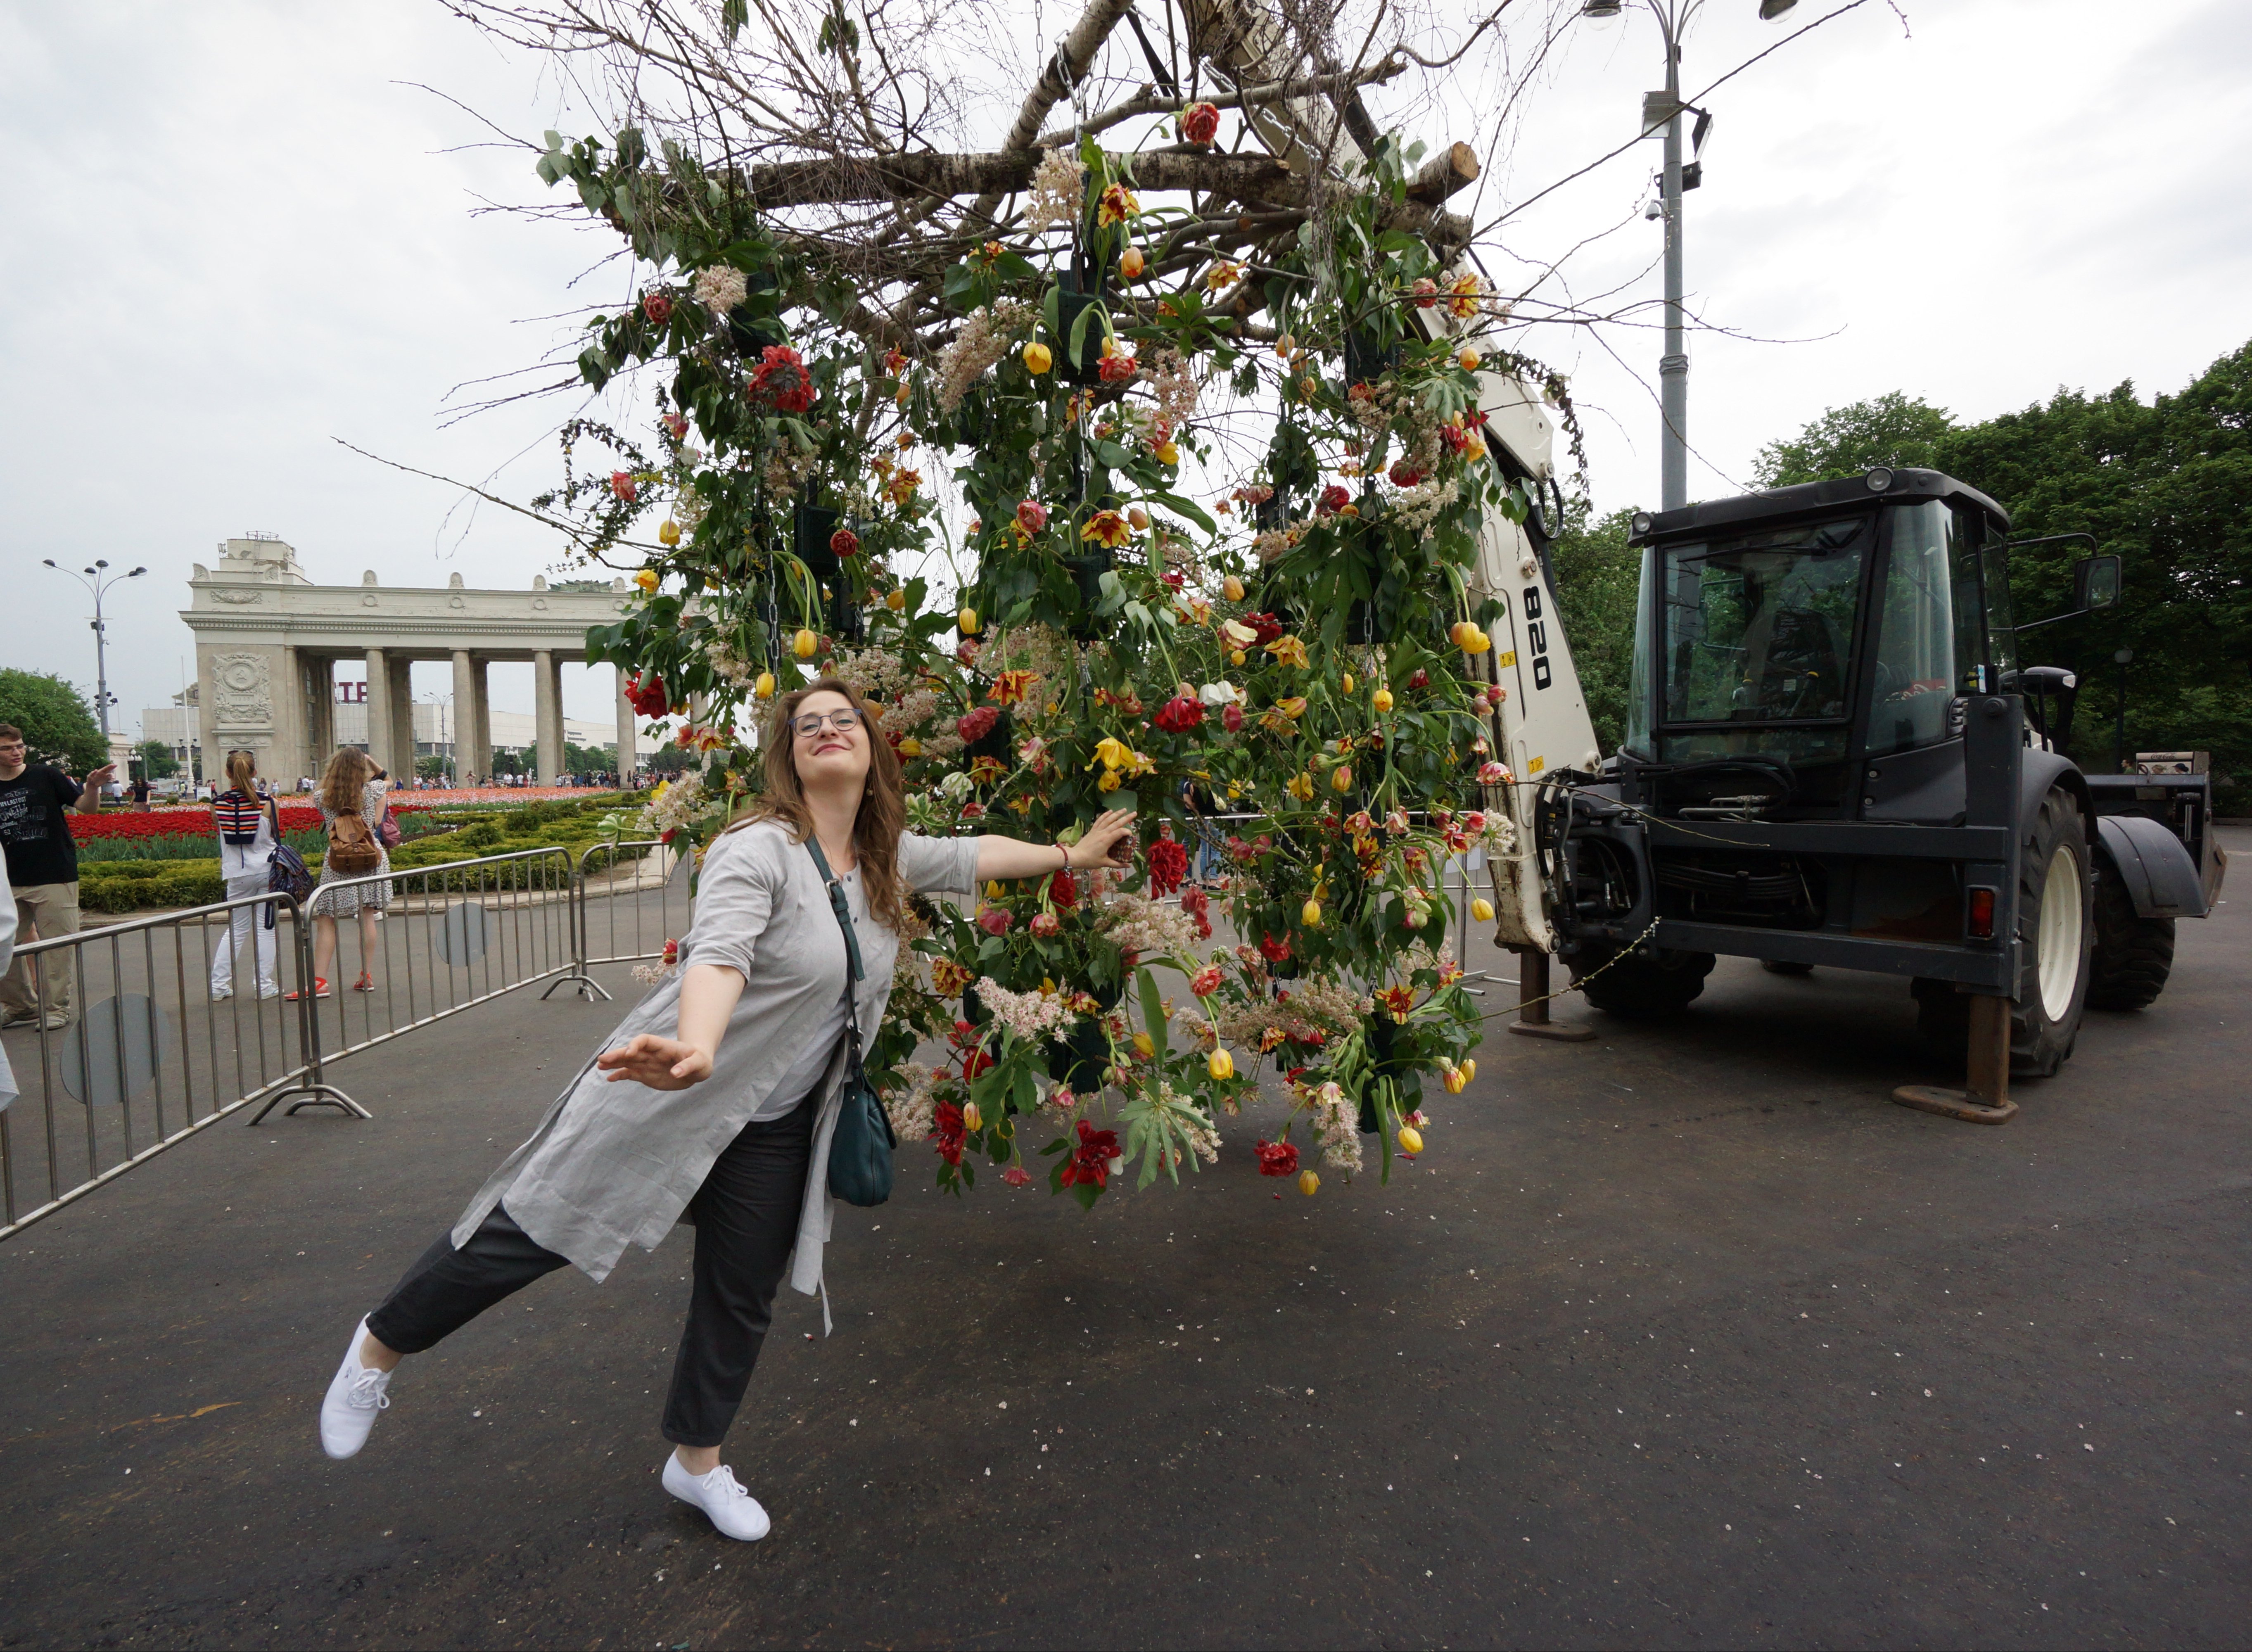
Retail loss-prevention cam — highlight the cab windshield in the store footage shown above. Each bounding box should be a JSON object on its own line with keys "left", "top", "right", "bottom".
{"left": 1655, "top": 514, "right": 1869, "bottom": 767}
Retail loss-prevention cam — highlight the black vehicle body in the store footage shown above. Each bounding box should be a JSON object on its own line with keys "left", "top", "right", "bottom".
{"left": 1541, "top": 469, "right": 2217, "bottom": 1062}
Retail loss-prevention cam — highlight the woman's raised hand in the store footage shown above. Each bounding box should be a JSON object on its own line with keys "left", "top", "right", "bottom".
{"left": 1070, "top": 807, "right": 1139, "bottom": 869}
{"left": 596, "top": 1033, "right": 713, "bottom": 1090}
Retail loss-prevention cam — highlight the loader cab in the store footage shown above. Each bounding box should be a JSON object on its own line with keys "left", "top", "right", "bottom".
{"left": 1619, "top": 470, "right": 2014, "bottom": 820}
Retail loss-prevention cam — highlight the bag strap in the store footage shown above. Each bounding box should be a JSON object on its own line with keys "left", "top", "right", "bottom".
{"left": 802, "top": 836, "right": 865, "bottom": 1055}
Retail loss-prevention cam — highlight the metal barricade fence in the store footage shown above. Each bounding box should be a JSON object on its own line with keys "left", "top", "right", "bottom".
{"left": 0, "top": 843, "right": 676, "bottom": 1242}
{"left": 548, "top": 839, "right": 691, "bottom": 1002}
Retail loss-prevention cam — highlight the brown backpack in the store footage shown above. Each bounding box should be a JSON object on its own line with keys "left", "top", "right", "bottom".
{"left": 325, "top": 808, "right": 383, "bottom": 877}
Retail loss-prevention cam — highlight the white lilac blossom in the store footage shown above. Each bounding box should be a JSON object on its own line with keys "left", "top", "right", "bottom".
{"left": 934, "top": 300, "right": 1037, "bottom": 412}
{"left": 692, "top": 266, "right": 749, "bottom": 315}
{"left": 974, "top": 979, "right": 1077, "bottom": 1044}
{"left": 1022, "top": 149, "right": 1086, "bottom": 233}
{"left": 1312, "top": 1081, "right": 1365, "bottom": 1173}
{"left": 885, "top": 1062, "right": 942, "bottom": 1142}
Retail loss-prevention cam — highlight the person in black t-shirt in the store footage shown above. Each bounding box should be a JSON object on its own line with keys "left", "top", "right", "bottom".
{"left": 0, "top": 722, "right": 114, "bottom": 1028}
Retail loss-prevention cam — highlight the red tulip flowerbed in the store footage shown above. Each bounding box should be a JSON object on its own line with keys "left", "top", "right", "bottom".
{"left": 70, "top": 803, "right": 430, "bottom": 843}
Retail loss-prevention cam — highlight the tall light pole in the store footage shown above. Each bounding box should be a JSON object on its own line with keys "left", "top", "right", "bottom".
{"left": 1583, "top": 0, "right": 1796, "bottom": 509}
{"left": 43, "top": 558, "right": 148, "bottom": 741}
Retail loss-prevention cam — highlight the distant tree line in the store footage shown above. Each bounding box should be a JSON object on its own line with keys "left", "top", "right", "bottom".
{"left": 1551, "top": 339, "right": 2252, "bottom": 811}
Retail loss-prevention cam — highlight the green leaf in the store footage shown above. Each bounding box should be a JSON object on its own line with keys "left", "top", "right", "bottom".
{"left": 1149, "top": 491, "right": 1216, "bottom": 534}
{"left": 720, "top": 0, "right": 748, "bottom": 37}
{"left": 1138, "top": 966, "right": 1169, "bottom": 1060}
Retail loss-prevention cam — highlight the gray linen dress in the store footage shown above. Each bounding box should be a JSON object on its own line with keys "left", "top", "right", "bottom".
{"left": 449, "top": 819, "right": 979, "bottom": 1315}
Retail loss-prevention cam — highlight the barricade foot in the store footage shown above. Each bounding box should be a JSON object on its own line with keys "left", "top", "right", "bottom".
{"left": 1509, "top": 1019, "right": 1597, "bottom": 1042}
{"left": 541, "top": 973, "right": 613, "bottom": 1001}
{"left": 1892, "top": 1085, "right": 2018, "bottom": 1125}
{"left": 247, "top": 1084, "right": 371, "bottom": 1124}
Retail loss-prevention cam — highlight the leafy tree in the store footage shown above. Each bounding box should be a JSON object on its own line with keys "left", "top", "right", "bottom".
{"left": 415, "top": 753, "right": 452, "bottom": 781}
{"left": 1547, "top": 501, "right": 1642, "bottom": 755}
{"left": 564, "top": 739, "right": 616, "bottom": 773}
{"left": 137, "top": 740, "right": 180, "bottom": 781}
{"left": 645, "top": 744, "right": 692, "bottom": 777}
{"left": 1750, "top": 392, "right": 1958, "bottom": 488}
{"left": 0, "top": 669, "right": 107, "bottom": 771}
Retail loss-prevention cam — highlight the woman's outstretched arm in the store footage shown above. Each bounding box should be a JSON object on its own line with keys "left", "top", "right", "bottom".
{"left": 972, "top": 806, "right": 1138, "bottom": 881}
{"left": 595, "top": 963, "right": 745, "bottom": 1089}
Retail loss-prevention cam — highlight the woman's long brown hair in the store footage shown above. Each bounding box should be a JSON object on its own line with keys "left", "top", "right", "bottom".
{"left": 319, "top": 747, "right": 373, "bottom": 817}
{"left": 727, "top": 676, "right": 908, "bottom": 931}
{"left": 224, "top": 749, "right": 259, "bottom": 797}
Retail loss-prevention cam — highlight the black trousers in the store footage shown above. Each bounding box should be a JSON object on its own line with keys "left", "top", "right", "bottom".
{"left": 365, "top": 1094, "right": 816, "bottom": 1447}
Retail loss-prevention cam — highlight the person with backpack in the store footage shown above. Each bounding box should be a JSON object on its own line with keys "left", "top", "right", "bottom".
{"left": 290, "top": 748, "right": 389, "bottom": 1002}
{"left": 210, "top": 750, "right": 281, "bottom": 1000}
{"left": 316, "top": 680, "right": 1137, "bottom": 1543}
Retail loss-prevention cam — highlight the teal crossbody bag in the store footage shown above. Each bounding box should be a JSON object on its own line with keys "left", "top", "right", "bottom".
{"left": 805, "top": 836, "right": 896, "bottom": 1207}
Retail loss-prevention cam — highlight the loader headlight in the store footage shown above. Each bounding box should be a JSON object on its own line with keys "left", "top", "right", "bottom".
{"left": 1866, "top": 468, "right": 1895, "bottom": 491}
{"left": 1631, "top": 512, "right": 1653, "bottom": 536}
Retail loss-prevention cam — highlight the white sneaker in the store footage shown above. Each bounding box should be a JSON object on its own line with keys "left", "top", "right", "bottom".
{"left": 661, "top": 1454, "right": 771, "bottom": 1540}
{"left": 257, "top": 984, "right": 281, "bottom": 1001}
{"left": 318, "top": 1317, "right": 394, "bottom": 1460}
{"left": 211, "top": 986, "right": 233, "bottom": 1002}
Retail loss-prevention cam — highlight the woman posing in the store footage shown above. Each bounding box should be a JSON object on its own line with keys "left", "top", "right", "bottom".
{"left": 318, "top": 680, "right": 1135, "bottom": 1540}
{"left": 209, "top": 749, "right": 280, "bottom": 1001}
{"left": 290, "top": 748, "right": 389, "bottom": 1001}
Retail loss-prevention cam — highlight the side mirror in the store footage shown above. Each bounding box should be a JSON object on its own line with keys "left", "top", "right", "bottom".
{"left": 2072, "top": 554, "right": 2121, "bottom": 611}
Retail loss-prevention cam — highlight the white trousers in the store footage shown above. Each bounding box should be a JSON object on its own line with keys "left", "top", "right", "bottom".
{"left": 211, "top": 870, "right": 278, "bottom": 993}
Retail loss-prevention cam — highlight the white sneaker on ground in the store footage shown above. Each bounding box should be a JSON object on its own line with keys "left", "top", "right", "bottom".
{"left": 661, "top": 1454, "right": 771, "bottom": 1541}
{"left": 319, "top": 1317, "right": 394, "bottom": 1460}
{"left": 211, "top": 986, "right": 233, "bottom": 1002}
{"left": 257, "top": 984, "right": 281, "bottom": 1000}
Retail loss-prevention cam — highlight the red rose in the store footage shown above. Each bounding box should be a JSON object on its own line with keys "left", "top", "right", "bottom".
{"left": 1097, "top": 351, "right": 1137, "bottom": 384}
{"left": 1222, "top": 703, "right": 1244, "bottom": 733}
{"left": 831, "top": 527, "right": 860, "bottom": 558}
{"left": 961, "top": 1048, "right": 994, "bottom": 1080}
{"left": 978, "top": 908, "right": 1011, "bottom": 936}
{"left": 1317, "top": 484, "right": 1350, "bottom": 516}
{"left": 1242, "top": 612, "right": 1286, "bottom": 646}
{"left": 662, "top": 412, "right": 688, "bottom": 439}
{"left": 957, "top": 705, "right": 1001, "bottom": 743}
{"left": 626, "top": 672, "right": 668, "bottom": 717}
{"left": 1002, "top": 1165, "right": 1034, "bottom": 1187}
{"left": 1254, "top": 1139, "right": 1300, "bottom": 1177}
{"left": 748, "top": 344, "right": 816, "bottom": 413}
{"left": 1388, "top": 459, "right": 1424, "bottom": 488}
{"left": 1180, "top": 102, "right": 1221, "bottom": 146}
{"left": 1050, "top": 868, "right": 1078, "bottom": 910}
{"left": 1153, "top": 693, "right": 1204, "bottom": 733}
{"left": 1060, "top": 1118, "right": 1122, "bottom": 1189}
{"left": 1408, "top": 668, "right": 1430, "bottom": 691}
{"left": 1030, "top": 912, "right": 1060, "bottom": 939}
{"left": 609, "top": 470, "right": 638, "bottom": 503}
{"left": 934, "top": 1101, "right": 966, "bottom": 1166}
{"left": 1190, "top": 965, "right": 1223, "bottom": 997}
{"left": 1147, "top": 836, "right": 1189, "bottom": 897}
{"left": 643, "top": 292, "right": 673, "bottom": 325}
{"left": 1259, "top": 933, "right": 1292, "bottom": 963}
{"left": 1016, "top": 500, "right": 1048, "bottom": 533}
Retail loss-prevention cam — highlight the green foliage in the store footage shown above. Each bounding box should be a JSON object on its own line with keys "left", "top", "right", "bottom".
{"left": 135, "top": 740, "right": 180, "bottom": 781}
{"left": 1750, "top": 392, "right": 1957, "bottom": 488}
{"left": 1547, "top": 502, "right": 1640, "bottom": 755}
{"left": 0, "top": 669, "right": 106, "bottom": 771}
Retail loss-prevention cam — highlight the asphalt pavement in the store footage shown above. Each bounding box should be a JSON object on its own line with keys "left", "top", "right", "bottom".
{"left": 1, "top": 828, "right": 2245, "bottom": 1649}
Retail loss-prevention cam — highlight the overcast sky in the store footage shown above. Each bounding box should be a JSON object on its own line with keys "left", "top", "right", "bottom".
{"left": 5, "top": 0, "right": 2247, "bottom": 745}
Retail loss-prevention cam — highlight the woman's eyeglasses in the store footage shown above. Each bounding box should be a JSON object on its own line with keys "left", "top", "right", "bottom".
{"left": 790, "top": 709, "right": 863, "bottom": 738}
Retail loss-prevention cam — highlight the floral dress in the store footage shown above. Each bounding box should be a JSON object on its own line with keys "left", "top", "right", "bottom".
{"left": 309, "top": 780, "right": 392, "bottom": 917}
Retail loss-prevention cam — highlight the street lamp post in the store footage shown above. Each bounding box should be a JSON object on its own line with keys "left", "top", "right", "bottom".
{"left": 1583, "top": 0, "right": 1796, "bottom": 509}
{"left": 42, "top": 558, "right": 148, "bottom": 741}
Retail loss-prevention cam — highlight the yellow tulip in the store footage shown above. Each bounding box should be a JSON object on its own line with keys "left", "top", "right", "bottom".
{"left": 885, "top": 588, "right": 906, "bottom": 612}
{"left": 1285, "top": 772, "right": 1314, "bottom": 801}
{"left": 963, "top": 1101, "right": 982, "bottom": 1131}
{"left": 1331, "top": 765, "right": 1353, "bottom": 793}
{"left": 1128, "top": 506, "right": 1151, "bottom": 531}
{"left": 1448, "top": 620, "right": 1471, "bottom": 648}
{"left": 1301, "top": 898, "right": 1322, "bottom": 927}
{"left": 1461, "top": 1058, "right": 1477, "bottom": 1082}
{"left": 634, "top": 567, "right": 660, "bottom": 593}
{"left": 986, "top": 881, "right": 1004, "bottom": 899}
{"left": 1132, "top": 1031, "right": 1156, "bottom": 1059}
{"left": 1341, "top": 672, "right": 1356, "bottom": 694}
{"left": 899, "top": 736, "right": 922, "bottom": 757}
{"left": 658, "top": 520, "right": 681, "bottom": 547}
{"left": 1458, "top": 347, "right": 1481, "bottom": 373}
{"left": 1208, "top": 1049, "right": 1234, "bottom": 1081}
{"left": 1463, "top": 628, "right": 1492, "bottom": 655}
{"left": 1091, "top": 735, "right": 1130, "bottom": 770}
{"left": 1155, "top": 441, "right": 1179, "bottom": 466}
{"left": 1373, "top": 687, "right": 1394, "bottom": 713}
{"left": 1298, "top": 1169, "right": 1320, "bottom": 1196}
{"left": 1023, "top": 341, "right": 1053, "bottom": 374}
{"left": 1120, "top": 246, "right": 1147, "bottom": 281}
{"left": 1397, "top": 1125, "right": 1424, "bottom": 1155}
{"left": 1471, "top": 897, "right": 1495, "bottom": 922}
{"left": 1442, "top": 1066, "right": 1467, "bottom": 1094}
{"left": 793, "top": 628, "right": 819, "bottom": 658}
{"left": 959, "top": 606, "right": 981, "bottom": 635}
{"left": 1222, "top": 575, "right": 1246, "bottom": 602}
{"left": 753, "top": 672, "right": 776, "bottom": 701}
{"left": 1229, "top": 649, "right": 1246, "bottom": 667}
{"left": 1276, "top": 696, "right": 1308, "bottom": 719}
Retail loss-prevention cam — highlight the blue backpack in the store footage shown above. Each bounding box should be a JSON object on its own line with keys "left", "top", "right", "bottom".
{"left": 262, "top": 798, "right": 314, "bottom": 921}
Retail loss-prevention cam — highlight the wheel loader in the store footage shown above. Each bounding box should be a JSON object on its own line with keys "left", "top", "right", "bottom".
{"left": 1458, "top": 450, "right": 2224, "bottom": 1117}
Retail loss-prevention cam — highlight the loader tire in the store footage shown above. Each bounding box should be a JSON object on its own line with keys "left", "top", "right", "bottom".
{"left": 2084, "top": 863, "right": 2174, "bottom": 1011}
{"left": 1573, "top": 945, "right": 1715, "bottom": 1018}
{"left": 1912, "top": 788, "right": 2094, "bottom": 1077}
{"left": 1760, "top": 959, "right": 1815, "bottom": 977}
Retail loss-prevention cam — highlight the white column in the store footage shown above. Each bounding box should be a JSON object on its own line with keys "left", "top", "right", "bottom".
{"left": 615, "top": 665, "right": 639, "bottom": 783}
{"left": 534, "top": 650, "right": 565, "bottom": 782}
{"left": 451, "top": 650, "right": 482, "bottom": 782}
{"left": 385, "top": 655, "right": 415, "bottom": 783}
{"left": 365, "top": 649, "right": 397, "bottom": 777}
